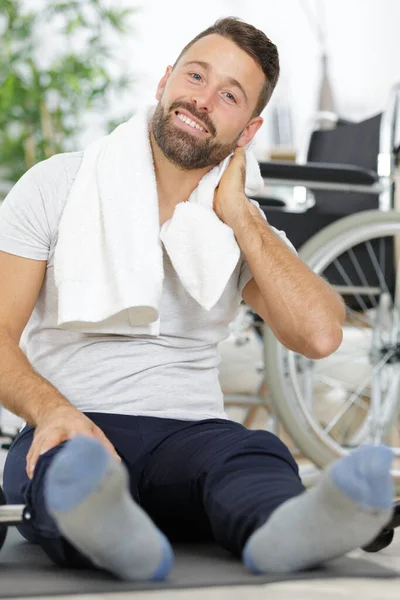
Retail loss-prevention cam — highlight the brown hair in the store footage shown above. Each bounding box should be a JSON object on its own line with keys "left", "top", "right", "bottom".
{"left": 173, "top": 17, "right": 280, "bottom": 117}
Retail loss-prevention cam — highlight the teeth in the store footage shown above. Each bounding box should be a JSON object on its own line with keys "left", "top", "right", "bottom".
{"left": 177, "top": 112, "right": 205, "bottom": 131}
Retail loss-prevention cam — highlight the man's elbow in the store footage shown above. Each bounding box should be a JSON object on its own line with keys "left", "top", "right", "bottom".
{"left": 305, "top": 324, "right": 343, "bottom": 360}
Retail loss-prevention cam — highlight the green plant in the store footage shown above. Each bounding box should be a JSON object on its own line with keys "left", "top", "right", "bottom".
{"left": 0, "top": 0, "right": 136, "bottom": 188}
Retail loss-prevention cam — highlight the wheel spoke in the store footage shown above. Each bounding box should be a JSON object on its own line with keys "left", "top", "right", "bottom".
{"left": 323, "top": 348, "right": 395, "bottom": 435}
{"left": 344, "top": 306, "right": 373, "bottom": 327}
{"left": 314, "top": 374, "right": 371, "bottom": 406}
{"left": 333, "top": 400, "right": 370, "bottom": 446}
{"left": 365, "top": 239, "right": 390, "bottom": 295}
{"left": 348, "top": 247, "right": 378, "bottom": 307}
{"left": 332, "top": 259, "right": 370, "bottom": 312}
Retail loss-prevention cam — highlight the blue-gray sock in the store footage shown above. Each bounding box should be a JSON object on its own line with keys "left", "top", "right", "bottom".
{"left": 243, "top": 445, "right": 394, "bottom": 573}
{"left": 44, "top": 436, "right": 174, "bottom": 581}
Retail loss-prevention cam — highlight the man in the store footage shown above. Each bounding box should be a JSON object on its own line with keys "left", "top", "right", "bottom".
{"left": 0, "top": 17, "right": 394, "bottom": 580}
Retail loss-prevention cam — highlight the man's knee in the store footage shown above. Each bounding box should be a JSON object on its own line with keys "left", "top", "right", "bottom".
{"left": 222, "top": 429, "right": 300, "bottom": 477}
{"left": 3, "top": 439, "right": 68, "bottom": 520}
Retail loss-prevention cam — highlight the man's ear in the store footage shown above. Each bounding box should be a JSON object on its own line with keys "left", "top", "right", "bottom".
{"left": 155, "top": 66, "right": 173, "bottom": 101}
{"left": 236, "top": 117, "right": 264, "bottom": 147}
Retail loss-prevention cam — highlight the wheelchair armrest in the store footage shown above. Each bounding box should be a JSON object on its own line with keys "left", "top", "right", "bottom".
{"left": 259, "top": 161, "right": 379, "bottom": 186}
{"left": 254, "top": 197, "right": 286, "bottom": 208}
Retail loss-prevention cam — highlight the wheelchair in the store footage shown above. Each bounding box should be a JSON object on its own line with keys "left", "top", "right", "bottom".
{"left": 235, "top": 81, "right": 400, "bottom": 492}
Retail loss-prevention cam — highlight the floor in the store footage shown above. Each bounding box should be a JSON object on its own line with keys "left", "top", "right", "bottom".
{"left": 0, "top": 540, "right": 398, "bottom": 600}
{"left": 1, "top": 319, "right": 399, "bottom": 599}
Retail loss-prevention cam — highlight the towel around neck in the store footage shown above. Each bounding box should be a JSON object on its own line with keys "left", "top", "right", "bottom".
{"left": 54, "top": 105, "right": 264, "bottom": 336}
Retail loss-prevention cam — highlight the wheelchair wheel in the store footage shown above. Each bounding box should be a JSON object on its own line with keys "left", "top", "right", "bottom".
{"left": 264, "top": 210, "right": 400, "bottom": 490}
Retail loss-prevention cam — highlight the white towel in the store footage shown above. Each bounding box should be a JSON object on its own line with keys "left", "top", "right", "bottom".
{"left": 54, "top": 105, "right": 264, "bottom": 336}
{"left": 160, "top": 144, "right": 263, "bottom": 310}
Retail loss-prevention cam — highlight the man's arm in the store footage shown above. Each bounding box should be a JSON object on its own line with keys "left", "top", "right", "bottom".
{"left": 0, "top": 250, "right": 120, "bottom": 477}
{"left": 236, "top": 203, "right": 345, "bottom": 359}
{"left": 213, "top": 147, "right": 345, "bottom": 360}
{"left": 0, "top": 251, "right": 72, "bottom": 425}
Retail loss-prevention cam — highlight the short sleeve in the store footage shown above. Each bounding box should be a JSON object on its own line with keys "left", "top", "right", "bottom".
{"left": 0, "top": 165, "right": 51, "bottom": 260}
{"left": 238, "top": 199, "right": 297, "bottom": 296}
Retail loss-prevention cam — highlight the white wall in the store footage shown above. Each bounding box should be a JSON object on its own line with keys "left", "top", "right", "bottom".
{"left": 41, "top": 0, "right": 400, "bottom": 157}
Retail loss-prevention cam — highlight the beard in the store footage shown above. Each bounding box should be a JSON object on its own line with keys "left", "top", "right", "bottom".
{"left": 151, "top": 100, "right": 243, "bottom": 170}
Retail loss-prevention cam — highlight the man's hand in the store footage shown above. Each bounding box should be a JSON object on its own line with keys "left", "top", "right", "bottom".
{"left": 26, "top": 405, "right": 120, "bottom": 479}
{"left": 213, "top": 146, "right": 252, "bottom": 230}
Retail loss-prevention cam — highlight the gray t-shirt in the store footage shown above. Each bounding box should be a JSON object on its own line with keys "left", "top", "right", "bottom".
{"left": 0, "top": 152, "right": 288, "bottom": 421}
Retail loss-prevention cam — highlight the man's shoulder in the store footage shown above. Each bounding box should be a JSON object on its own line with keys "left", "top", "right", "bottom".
{"left": 29, "top": 150, "right": 84, "bottom": 183}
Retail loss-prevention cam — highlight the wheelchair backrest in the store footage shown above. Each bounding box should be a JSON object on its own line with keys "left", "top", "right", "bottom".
{"left": 307, "top": 114, "right": 382, "bottom": 172}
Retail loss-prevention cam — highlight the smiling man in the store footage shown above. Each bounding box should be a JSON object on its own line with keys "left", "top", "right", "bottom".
{"left": 0, "top": 17, "right": 394, "bottom": 581}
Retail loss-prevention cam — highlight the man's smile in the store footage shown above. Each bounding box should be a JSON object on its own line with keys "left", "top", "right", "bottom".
{"left": 173, "top": 110, "right": 210, "bottom": 137}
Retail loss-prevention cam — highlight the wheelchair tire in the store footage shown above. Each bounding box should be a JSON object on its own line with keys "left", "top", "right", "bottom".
{"left": 264, "top": 210, "right": 400, "bottom": 489}
{"left": 0, "top": 484, "right": 7, "bottom": 552}
{"left": 362, "top": 528, "right": 395, "bottom": 553}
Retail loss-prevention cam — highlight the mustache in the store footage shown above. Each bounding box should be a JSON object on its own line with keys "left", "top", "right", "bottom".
{"left": 168, "top": 101, "right": 216, "bottom": 137}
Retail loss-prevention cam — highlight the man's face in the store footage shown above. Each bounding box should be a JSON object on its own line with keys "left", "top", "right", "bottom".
{"left": 152, "top": 34, "right": 265, "bottom": 170}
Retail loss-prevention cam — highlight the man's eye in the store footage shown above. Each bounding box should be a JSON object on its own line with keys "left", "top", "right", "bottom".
{"left": 224, "top": 92, "right": 236, "bottom": 103}
{"left": 190, "top": 73, "right": 202, "bottom": 81}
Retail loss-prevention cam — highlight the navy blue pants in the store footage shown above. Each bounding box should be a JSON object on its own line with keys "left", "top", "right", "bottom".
{"left": 3, "top": 413, "right": 305, "bottom": 568}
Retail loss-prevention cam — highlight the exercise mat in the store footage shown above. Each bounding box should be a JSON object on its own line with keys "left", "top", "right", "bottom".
{"left": 0, "top": 529, "right": 398, "bottom": 598}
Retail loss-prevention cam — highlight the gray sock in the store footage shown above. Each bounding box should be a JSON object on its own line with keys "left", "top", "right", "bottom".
{"left": 243, "top": 445, "right": 394, "bottom": 573}
{"left": 44, "top": 436, "right": 174, "bottom": 581}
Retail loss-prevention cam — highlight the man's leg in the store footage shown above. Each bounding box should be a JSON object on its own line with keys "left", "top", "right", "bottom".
{"left": 2, "top": 418, "right": 173, "bottom": 580}
{"left": 138, "top": 418, "right": 304, "bottom": 552}
{"left": 242, "top": 444, "right": 393, "bottom": 573}
{"left": 197, "top": 424, "right": 393, "bottom": 572}
{"left": 137, "top": 418, "right": 394, "bottom": 572}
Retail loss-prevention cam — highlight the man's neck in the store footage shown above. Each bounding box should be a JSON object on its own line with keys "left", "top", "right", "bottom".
{"left": 149, "top": 129, "right": 212, "bottom": 207}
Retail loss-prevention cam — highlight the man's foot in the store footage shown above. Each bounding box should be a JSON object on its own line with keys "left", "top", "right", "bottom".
{"left": 45, "top": 436, "right": 174, "bottom": 580}
{"left": 243, "top": 445, "right": 394, "bottom": 573}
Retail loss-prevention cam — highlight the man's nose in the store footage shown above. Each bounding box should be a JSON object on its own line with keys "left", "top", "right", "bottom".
{"left": 191, "top": 89, "right": 215, "bottom": 112}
